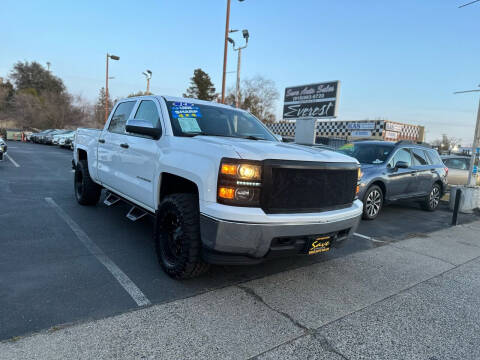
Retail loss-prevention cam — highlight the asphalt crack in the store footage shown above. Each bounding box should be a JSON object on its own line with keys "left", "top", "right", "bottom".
{"left": 316, "top": 332, "right": 350, "bottom": 360}
{"left": 236, "top": 284, "right": 311, "bottom": 333}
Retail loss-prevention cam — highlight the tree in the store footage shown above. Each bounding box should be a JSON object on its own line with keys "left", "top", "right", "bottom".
{"left": 432, "top": 134, "right": 461, "bottom": 151}
{"left": 226, "top": 76, "right": 279, "bottom": 124}
{"left": 9, "top": 61, "right": 65, "bottom": 95}
{"left": 127, "top": 91, "right": 150, "bottom": 98}
{"left": 183, "top": 68, "right": 217, "bottom": 101}
{"left": 94, "top": 87, "right": 113, "bottom": 127}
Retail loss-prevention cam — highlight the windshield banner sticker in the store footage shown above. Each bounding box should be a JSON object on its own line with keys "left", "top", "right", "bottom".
{"left": 171, "top": 104, "right": 202, "bottom": 119}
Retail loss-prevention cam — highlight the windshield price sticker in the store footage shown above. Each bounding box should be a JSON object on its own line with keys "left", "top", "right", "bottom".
{"left": 178, "top": 117, "right": 201, "bottom": 133}
{"left": 171, "top": 105, "right": 202, "bottom": 119}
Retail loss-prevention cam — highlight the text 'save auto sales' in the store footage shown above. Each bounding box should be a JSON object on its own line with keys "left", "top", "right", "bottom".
{"left": 283, "top": 81, "right": 340, "bottom": 120}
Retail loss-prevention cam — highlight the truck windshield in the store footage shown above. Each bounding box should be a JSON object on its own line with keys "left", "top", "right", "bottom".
{"left": 338, "top": 143, "right": 394, "bottom": 164}
{"left": 166, "top": 101, "right": 277, "bottom": 141}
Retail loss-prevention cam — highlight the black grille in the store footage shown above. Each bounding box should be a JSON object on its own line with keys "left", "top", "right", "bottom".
{"left": 261, "top": 160, "right": 357, "bottom": 214}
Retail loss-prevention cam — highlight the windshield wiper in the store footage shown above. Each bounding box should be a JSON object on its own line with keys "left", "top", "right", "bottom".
{"left": 240, "top": 135, "right": 265, "bottom": 141}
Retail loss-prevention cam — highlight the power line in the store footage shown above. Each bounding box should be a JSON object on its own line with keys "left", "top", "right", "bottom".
{"left": 459, "top": 0, "right": 480, "bottom": 8}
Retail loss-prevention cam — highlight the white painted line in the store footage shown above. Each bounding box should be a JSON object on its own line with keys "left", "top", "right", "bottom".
{"left": 6, "top": 154, "right": 20, "bottom": 167}
{"left": 45, "top": 197, "right": 151, "bottom": 307}
{"left": 354, "top": 232, "right": 386, "bottom": 243}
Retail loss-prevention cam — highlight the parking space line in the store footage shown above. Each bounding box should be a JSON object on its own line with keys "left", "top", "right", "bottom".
{"left": 353, "top": 232, "right": 386, "bottom": 243}
{"left": 45, "top": 197, "right": 151, "bottom": 307}
{"left": 6, "top": 154, "right": 20, "bottom": 167}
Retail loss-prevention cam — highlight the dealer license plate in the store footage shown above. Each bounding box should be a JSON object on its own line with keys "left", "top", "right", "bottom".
{"left": 308, "top": 236, "right": 331, "bottom": 255}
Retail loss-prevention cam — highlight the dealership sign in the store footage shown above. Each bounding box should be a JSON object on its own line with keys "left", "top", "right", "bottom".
{"left": 283, "top": 81, "right": 340, "bottom": 120}
{"left": 347, "top": 122, "right": 375, "bottom": 130}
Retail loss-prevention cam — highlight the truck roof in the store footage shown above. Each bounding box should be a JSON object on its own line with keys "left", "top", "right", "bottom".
{"left": 123, "top": 95, "right": 238, "bottom": 111}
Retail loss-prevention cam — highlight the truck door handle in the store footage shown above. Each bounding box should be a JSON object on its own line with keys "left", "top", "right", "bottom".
{"left": 410, "top": 172, "right": 417, "bottom": 176}
{"left": 120, "top": 143, "right": 129, "bottom": 149}
{"left": 98, "top": 139, "right": 105, "bottom": 144}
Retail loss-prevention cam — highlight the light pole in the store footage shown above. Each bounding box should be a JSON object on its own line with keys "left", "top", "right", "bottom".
{"left": 221, "top": 0, "right": 245, "bottom": 104}
{"left": 228, "top": 29, "right": 249, "bottom": 108}
{"left": 142, "top": 70, "right": 152, "bottom": 94}
{"left": 454, "top": 87, "right": 480, "bottom": 186}
{"left": 105, "top": 53, "right": 120, "bottom": 122}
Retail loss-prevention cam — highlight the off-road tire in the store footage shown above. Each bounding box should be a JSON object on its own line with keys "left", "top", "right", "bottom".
{"left": 74, "top": 160, "right": 102, "bottom": 205}
{"left": 362, "top": 185, "right": 383, "bottom": 220}
{"left": 155, "top": 194, "right": 209, "bottom": 279}
{"left": 422, "top": 183, "right": 441, "bottom": 211}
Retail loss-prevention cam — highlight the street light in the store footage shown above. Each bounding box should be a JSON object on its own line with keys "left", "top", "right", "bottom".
{"left": 454, "top": 87, "right": 480, "bottom": 186}
{"left": 142, "top": 70, "right": 152, "bottom": 94}
{"left": 105, "top": 53, "right": 120, "bottom": 122}
{"left": 228, "top": 29, "right": 249, "bottom": 108}
{"left": 221, "top": 0, "right": 246, "bottom": 104}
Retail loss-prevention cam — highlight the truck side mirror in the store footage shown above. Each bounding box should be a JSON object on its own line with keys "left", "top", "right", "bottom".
{"left": 125, "top": 119, "right": 162, "bottom": 139}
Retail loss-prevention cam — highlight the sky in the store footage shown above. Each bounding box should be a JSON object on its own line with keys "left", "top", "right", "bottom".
{"left": 1, "top": 0, "right": 479, "bottom": 144}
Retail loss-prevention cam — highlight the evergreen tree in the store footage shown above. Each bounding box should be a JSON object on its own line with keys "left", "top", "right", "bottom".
{"left": 183, "top": 69, "right": 217, "bottom": 101}
{"left": 94, "top": 87, "right": 112, "bottom": 127}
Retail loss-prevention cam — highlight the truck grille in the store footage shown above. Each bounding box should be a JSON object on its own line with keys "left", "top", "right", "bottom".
{"left": 261, "top": 160, "right": 358, "bottom": 214}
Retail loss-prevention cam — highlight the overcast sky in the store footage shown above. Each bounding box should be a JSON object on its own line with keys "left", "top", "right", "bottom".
{"left": 1, "top": 0, "right": 479, "bottom": 143}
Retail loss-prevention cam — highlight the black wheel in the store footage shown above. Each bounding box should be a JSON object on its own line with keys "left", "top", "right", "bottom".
{"left": 422, "top": 183, "right": 441, "bottom": 211}
{"left": 362, "top": 185, "right": 383, "bottom": 220}
{"left": 74, "top": 160, "right": 102, "bottom": 205}
{"left": 155, "top": 194, "right": 209, "bottom": 279}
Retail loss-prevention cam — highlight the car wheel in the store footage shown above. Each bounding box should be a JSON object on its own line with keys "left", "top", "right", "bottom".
{"left": 422, "top": 183, "right": 441, "bottom": 211}
{"left": 155, "top": 194, "right": 209, "bottom": 279}
{"left": 74, "top": 160, "right": 102, "bottom": 205}
{"left": 362, "top": 185, "right": 383, "bottom": 220}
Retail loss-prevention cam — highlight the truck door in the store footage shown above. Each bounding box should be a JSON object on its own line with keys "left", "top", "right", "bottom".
{"left": 121, "top": 99, "right": 163, "bottom": 210}
{"left": 386, "top": 148, "right": 416, "bottom": 200}
{"left": 97, "top": 100, "right": 137, "bottom": 191}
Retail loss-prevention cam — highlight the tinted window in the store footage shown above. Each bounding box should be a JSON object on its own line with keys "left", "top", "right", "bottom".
{"left": 108, "top": 101, "right": 136, "bottom": 134}
{"left": 412, "top": 148, "right": 428, "bottom": 166}
{"left": 444, "top": 158, "right": 468, "bottom": 170}
{"left": 134, "top": 100, "right": 160, "bottom": 128}
{"left": 392, "top": 148, "right": 412, "bottom": 167}
{"left": 337, "top": 143, "right": 394, "bottom": 164}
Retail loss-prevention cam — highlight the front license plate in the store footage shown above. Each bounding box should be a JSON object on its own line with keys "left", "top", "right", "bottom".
{"left": 308, "top": 236, "right": 331, "bottom": 255}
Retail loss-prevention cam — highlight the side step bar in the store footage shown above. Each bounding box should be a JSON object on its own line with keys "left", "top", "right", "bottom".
{"left": 126, "top": 206, "right": 148, "bottom": 222}
{"left": 104, "top": 192, "right": 121, "bottom": 207}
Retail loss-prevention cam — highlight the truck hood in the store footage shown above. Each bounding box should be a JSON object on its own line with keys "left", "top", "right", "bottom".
{"left": 192, "top": 136, "right": 357, "bottom": 163}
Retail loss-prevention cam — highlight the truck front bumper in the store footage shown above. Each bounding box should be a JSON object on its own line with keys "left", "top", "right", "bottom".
{"left": 200, "top": 200, "right": 362, "bottom": 265}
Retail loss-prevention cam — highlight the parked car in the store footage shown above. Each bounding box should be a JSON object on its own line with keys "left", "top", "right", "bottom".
{"left": 74, "top": 95, "right": 363, "bottom": 279}
{"left": 0, "top": 137, "right": 7, "bottom": 161}
{"left": 32, "top": 129, "right": 56, "bottom": 144}
{"left": 338, "top": 140, "right": 448, "bottom": 220}
{"left": 63, "top": 131, "right": 76, "bottom": 150}
{"left": 53, "top": 130, "right": 74, "bottom": 146}
{"left": 45, "top": 130, "right": 69, "bottom": 145}
{"left": 441, "top": 155, "right": 480, "bottom": 186}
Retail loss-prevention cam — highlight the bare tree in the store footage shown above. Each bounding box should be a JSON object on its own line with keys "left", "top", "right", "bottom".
{"left": 431, "top": 134, "right": 461, "bottom": 151}
{"left": 226, "top": 76, "right": 279, "bottom": 124}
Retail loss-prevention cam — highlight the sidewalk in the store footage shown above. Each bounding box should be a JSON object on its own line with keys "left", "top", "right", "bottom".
{"left": 2, "top": 221, "right": 480, "bottom": 360}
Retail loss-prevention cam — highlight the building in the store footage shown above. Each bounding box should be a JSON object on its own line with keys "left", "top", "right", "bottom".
{"left": 268, "top": 120, "right": 425, "bottom": 143}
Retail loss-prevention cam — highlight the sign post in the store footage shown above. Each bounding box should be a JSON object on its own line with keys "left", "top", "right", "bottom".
{"left": 283, "top": 81, "right": 340, "bottom": 145}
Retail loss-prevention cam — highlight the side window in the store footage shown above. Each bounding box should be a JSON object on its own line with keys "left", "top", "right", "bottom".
{"left": 108, "top": 101, "right": 136, "bottom": 134}
{"left": 134, "top": 100, "right": 160, "bottom": 128}
{"left": 412, "top": 148, "right": 428, "bottom": 166}
{"left": 427, "top": 149, "right": 442, "bottom": 165}
{"left": 392, "top": 148, "right": 412, "bottom": 167}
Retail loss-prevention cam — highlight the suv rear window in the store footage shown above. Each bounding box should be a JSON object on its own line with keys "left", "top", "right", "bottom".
{"left": 426, "top": 149, "right": 443, "bottom": 165}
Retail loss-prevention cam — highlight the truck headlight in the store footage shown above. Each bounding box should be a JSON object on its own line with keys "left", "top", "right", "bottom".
{"left": 217, "top": 158, "right": 262, "bottom": 206}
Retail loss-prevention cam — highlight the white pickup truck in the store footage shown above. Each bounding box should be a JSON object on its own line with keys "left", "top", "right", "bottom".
{"left": 74, "top": 95, "right": 363, "bottom": 279}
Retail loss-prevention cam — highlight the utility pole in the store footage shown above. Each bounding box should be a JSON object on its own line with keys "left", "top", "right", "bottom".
{"left": 221, "top": 0, "right": 231, "bottom": 104}
{"left": 105, "top": 53, "right": 120, "bottom": 122}
{"left": 221, "top": 0, "right": 246, "bottom": 104}
{"left": 454, "top": 88, "right": 480, "bottom": 186}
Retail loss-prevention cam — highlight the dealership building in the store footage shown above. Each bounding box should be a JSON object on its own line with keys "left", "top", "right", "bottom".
{"left": 268, "top": 119, "right": 425, "bottom": 143}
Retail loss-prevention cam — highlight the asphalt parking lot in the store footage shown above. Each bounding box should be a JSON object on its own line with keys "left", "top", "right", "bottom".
{"left": 1, "top": 141, "right": 479, "bottom": 342}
